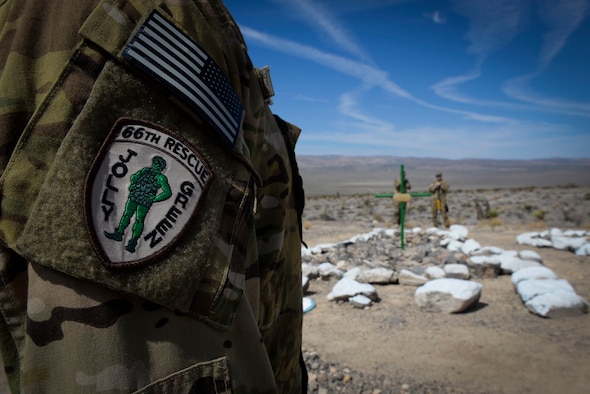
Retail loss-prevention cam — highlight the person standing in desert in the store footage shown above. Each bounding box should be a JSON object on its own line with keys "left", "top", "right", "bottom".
{"left": 429, "top": 172, "right": 450, "bottom": 228}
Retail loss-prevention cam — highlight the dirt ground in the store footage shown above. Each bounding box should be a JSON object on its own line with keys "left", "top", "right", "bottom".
{"left": 301, "top": 223, "right": 590, "bottom": 394}
{"left": 0, "top": 187, "right": 588, "bottom": 393}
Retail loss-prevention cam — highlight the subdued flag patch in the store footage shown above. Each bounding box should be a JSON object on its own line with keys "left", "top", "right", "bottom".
{"left": 84, "top": 118, "right": 213, "bottom": 269}
{"left": 122, "top": 10, "right": 243, "bottom": 147}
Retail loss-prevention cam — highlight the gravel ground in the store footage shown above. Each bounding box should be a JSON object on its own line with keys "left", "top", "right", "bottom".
{"left": 303, "top": 348, "right": 489, "bottom": 394}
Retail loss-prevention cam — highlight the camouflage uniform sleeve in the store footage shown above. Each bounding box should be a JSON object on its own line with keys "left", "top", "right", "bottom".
{"left": 241, "top": 68, "right": 306, "bottom": 392}
{"left": 0, "top": 1, "right": 305, "bottom": 393}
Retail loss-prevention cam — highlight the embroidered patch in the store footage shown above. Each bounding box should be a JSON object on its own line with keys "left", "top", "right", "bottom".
{"left": 84, "top": 118, "right": 213, "bottom": 269}
{"left": 121, "top": 10, "right": 243, "bottom": 147}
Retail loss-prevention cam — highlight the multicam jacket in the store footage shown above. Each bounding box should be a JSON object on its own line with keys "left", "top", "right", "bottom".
{"left": 429, "top": 179, "right": 449, "bottom": 203}
{"left": 0, "top": 1, "right": 306, "bottom": 393}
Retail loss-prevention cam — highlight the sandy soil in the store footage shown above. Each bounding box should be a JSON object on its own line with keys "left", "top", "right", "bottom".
{"left": 301, "top": 223, "right": 590, "bottom": 394}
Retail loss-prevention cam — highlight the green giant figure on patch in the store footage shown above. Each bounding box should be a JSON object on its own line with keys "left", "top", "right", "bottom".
{"left": 105, "top": 155, "right": 172, "bottom": 252}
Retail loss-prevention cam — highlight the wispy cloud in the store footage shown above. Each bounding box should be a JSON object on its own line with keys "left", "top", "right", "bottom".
{"left": 298, "top": 119, "right": 585, "bottom": 159}
{"left": 431, "top": 0, "right": 530, "bottom": 106}
{"left": 502, "top": 74, "right": 590, "bottom": 115}
{"left": 535, "top": 0, "right": 588, "bottom": 70}
{"left": 241, "top": 26, "right": 512, "bottom": 124}
{"left": 502, "top": 0, "right": 590, "bottom": 112}
{"left": 430, "top": 0, "right": 529, "bottom": 104}
{"left": 433, "top": 0, "right": 590, "bottom": 117}
{"left": 451, "top": 0, "right": 529, "bottom": 57}
{"left": 337, "top": 89, "right": 397, "bottom": 134}
{"left": 431, "top": 65, "right": 590, "bottom": 117}
{"left": 240, "top": 26, "right": 413, "bottom": 99}
{"left": 431, "top": 66, "right": 483, "bottom": 105}
{"left": 272, "top": 0, "right": 369, "bottom": 60}
{"left": 424, "top": 10, "right": 447, "bottom": 24}
{"left": 296, "top": 80, "right": 560, "bottom": 158}
{"left": 294, "top": 94, "right": 331, "bottom": 104}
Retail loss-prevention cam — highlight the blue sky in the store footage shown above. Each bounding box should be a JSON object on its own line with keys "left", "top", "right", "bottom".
{"left": 223, "top": 0, "right": 590, "bottom": 160}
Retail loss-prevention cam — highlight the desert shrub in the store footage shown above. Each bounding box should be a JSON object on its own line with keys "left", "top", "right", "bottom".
{"left": 523, "top": 203, "right": 532, "bottom": 212}
{"left": 527, "top": 186, "right": 536, "bottom": 192}
{"left": 417, "top": 205, "right": 427, "bottom": 213}
{"left": 487, "top": 210, "right": 500, "bottom": 219}
{"left": 562, "top": 206, "right": 584, "bottom": 227}
{"left": 583, "top": 193, "right": 590, "bottom": 201}
{"left": 373, "top": 214, "right": 384, "bottom": 223}
{"left": 319, "top": 210, "right": 336, "bottom": 221}
{"left": 488, "top": 217, "right": 503, "bottom": 229}
{"left": 533, "top": 209, "right": 547, "bottom": 220}
{"left": 528, "top": 220, "right": 547, "bottom": 230}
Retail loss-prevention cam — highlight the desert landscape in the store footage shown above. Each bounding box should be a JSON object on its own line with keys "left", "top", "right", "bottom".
{"left": 0, "top": 157, "right": 588, "bottom": 394}
{"left": 299, "top": 156, "right": 590, "bottom": 393}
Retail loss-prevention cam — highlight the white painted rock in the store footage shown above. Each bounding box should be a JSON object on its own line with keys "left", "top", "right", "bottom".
{"left": 349, "top": 294, "right": 373, "bottom": 308}
{"left": 327, "top": 277, "right": 378, "bottom": 302}
{"left": 468, "top": 255, "right": 501, "bottom": 278}
{"left": 398, "top": 269, "right": 428, "bottom": 286}
{"left": 443, "top": 264, "right": 470, "bottom": 280}
{"left": 551, "top": 235, "right": 587, "bottom": 251}
{"left": 343, "top": 267, "right": 362, "bottom": 280}
{"left": 318, "top": 262, "right": 344, "bottom": 279}
{"left": 469, "top": 255, "right": 502, "bottom": 264}
{"left": 473, "top": 246, "right": 505, "bottom": 255}
{"left": 415, "top": 278, "right": 482, "bottom": 313}
{"left": 511, "top": 266, "right": 557, "bottom": 286}
{"left": 525, "top": 291, "right": 589, "bottom": 318}
{"left": 357, "top": 267, "right": 397, "bottom": 284}
{"left": 425, "top": 266, "right": 446, "bottom": 280}
{"left": 516, "top": 279, "right": 575, "bottom": 303}
{"left": 518, "top": 250, "right": 543, "bottom": 263}
{"left": 302, "top": 263, "right": 319, "bottom": 279}
{"left": 500, "top": 256, "right": 543, "bottom": 274}
{"left": 461, "top": 238, "right": 482, "bottom": 255}
{"left": 516, "top": 232, "right": 552, "bottom": 248}
{"left": 449, "top": 225, "right": 469, "bottom": 240}
{"left": 446, "top": 240, "right": 464, "bottom": 252}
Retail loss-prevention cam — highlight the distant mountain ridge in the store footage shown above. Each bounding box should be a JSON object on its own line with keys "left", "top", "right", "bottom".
{"left": 296, "top": 156, "right": 590, "bottom": 196}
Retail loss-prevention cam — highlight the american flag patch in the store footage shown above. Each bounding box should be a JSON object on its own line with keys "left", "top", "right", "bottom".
{"left": 122, "top": 11, "right": 243, "bottom": 147}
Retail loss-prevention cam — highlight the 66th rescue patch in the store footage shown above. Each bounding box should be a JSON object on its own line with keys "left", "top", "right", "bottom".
{"left": 84, "top": 118, "right": 213, "bottom": 269}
